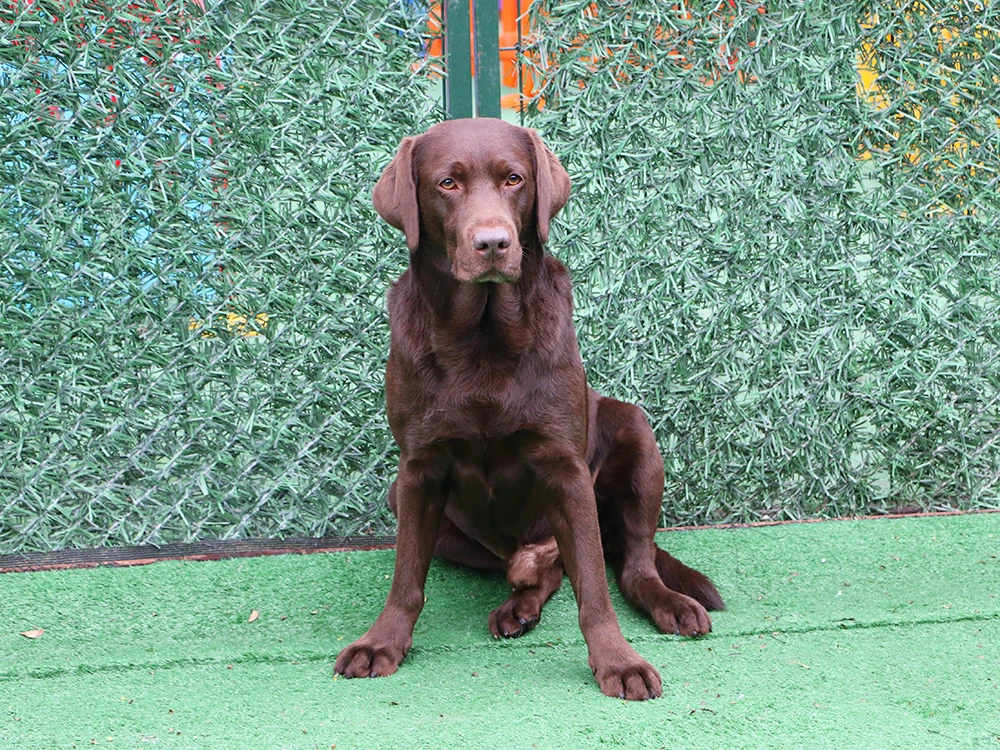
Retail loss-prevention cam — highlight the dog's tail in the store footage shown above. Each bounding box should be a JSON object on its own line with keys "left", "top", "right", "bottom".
{"left": 655, "top": 547, "right": 725, "bottom": 611}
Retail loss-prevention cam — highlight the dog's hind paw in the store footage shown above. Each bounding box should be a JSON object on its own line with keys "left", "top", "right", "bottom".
{"left": 488, "top": 590, "right": 543, "bottom": 639}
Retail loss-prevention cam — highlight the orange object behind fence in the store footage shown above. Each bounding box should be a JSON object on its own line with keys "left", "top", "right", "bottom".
{"left": 499, "top": 0, "right": 536, "bottom": 109}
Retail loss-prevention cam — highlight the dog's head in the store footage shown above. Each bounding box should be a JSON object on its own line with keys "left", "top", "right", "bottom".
{"left": 372, "top": 118, "right": 570, "bottom": 284}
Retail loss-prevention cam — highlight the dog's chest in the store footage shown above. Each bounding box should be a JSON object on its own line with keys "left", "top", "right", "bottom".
{"left": 428, "top": 361, "right": 546, "bottom": 437}
{"left": 441, "top": 432, "right": 539, "bottom": 540}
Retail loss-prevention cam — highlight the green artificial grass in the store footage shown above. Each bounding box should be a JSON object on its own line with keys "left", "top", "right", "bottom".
{"left": 2, "top": 513, "right": 998, "bottom": 749}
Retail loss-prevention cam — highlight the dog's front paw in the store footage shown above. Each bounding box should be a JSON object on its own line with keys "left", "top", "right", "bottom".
{"left": 334, "top": 633, "right": 411, "bottom": 679}
{"left": 590, "top": 650, "right": 662, "bottom": 701}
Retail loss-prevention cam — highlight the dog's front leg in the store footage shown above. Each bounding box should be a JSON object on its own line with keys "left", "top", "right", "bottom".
{"left": 334, "top": 458, "right": 446, "bottom": 678}
{"left": 539, "top": 456, "right": 663, "bottom": 701}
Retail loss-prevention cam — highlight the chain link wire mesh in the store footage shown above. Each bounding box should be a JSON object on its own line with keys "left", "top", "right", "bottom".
{"left": 2, "top": 0, "right": 998, "bottom": 553}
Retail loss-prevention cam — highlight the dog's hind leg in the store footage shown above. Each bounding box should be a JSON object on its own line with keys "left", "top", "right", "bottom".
{"left": 593, "top": 397, "right": 723, "bottom": 637}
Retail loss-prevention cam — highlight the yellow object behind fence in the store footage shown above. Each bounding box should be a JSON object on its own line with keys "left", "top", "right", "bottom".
{"left": 856, "top": 6, "right": 999, "bottom": 170}
{"left": 188, "top": 312, "right": 270, "bottom": 338}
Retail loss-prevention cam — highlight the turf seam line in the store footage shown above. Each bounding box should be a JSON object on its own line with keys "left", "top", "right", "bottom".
{"left": 463, "top": 611, "right": 1000, "bottom": 652}
{"left": 690, "top": 611, "right": 1000, "bottom": 642}
{"left": 5, "top": 612, "right": 997, "bottom": 683}
{"left": 1, "top": 651, "right": 336, "bottom": 682}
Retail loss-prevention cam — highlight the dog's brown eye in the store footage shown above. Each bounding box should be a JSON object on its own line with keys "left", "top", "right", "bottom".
{"left": 439, "top": 178, "right": 457, "bottom": 190}
{"left": 506, "top": 174, "right": 523, "bottom": 186}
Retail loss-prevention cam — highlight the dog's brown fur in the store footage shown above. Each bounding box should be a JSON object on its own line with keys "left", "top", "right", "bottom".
{"left": 334, "top": 118, "right": 723, "bottom": 700}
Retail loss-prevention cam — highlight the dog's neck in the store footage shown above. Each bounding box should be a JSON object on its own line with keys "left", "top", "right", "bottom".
{"left": 412, "top": 246, "right": 544, "bottom": 361}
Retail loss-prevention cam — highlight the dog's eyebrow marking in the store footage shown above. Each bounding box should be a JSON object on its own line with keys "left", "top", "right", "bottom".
{"left": 427, "top": 161, "right": 469, "bottom": 183}
{"left": 489, "top": 158, "right": 529, "bottom": 175}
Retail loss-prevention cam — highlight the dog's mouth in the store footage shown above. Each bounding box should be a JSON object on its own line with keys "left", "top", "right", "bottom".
{"left": 472, "top": 269, "right": 516, "bottom": 284}
{"left": 450, "top": 251, "right": 521, "bottom": 284}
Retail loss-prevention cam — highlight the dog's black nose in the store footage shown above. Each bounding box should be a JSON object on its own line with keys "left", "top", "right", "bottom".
{"left": 473, "top": 228, "right": 512, "bottom": 259}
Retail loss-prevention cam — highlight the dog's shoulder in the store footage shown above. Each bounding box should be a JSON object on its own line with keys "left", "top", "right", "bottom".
{"left": 386, "top": 269, "right": 433, "bottom": 358}
{"left": 386, "top": 269, "right": 430, "bottom": 325}
{"left": 534, "top": 252, "right": 576, "bottom": 326}
{"left": 541, "top": 253, "right": 572, "bottom": 298}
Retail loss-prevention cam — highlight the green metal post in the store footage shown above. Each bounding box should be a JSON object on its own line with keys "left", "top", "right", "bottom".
{"left": 444, "top": 0, "right": 474, "bottom": 119}
{"left": 473, "top": 0, "right": 501, "bottom": 119}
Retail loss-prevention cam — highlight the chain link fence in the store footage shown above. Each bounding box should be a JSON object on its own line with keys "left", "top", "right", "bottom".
{"left": 2, "top": 0, "right": 998, "bottom": 553}
{"left": 520, "top": 0, "right": 1000, "bottom": 524}
{"left": 2, "top": 0, "right": 439, "bottom": 551}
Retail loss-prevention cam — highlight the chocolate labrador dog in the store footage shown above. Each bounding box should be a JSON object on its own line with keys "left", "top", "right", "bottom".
{"left": 334, "top": 118, "right": 723, "bottom": 700}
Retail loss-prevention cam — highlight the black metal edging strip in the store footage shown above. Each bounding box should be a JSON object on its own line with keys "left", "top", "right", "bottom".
{"left": 0, "top": 536, "right": 398, "bottom": 574}
{"left": 4, "top": 509, "right": 996, "bottom": 574}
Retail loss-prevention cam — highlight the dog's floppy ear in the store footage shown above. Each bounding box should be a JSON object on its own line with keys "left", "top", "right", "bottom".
{"left": 373, "top": 136, "right": 420, "bottom": 253}
{"left": 528, "top": 129, "right": 571, "bottom": 246}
